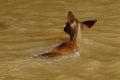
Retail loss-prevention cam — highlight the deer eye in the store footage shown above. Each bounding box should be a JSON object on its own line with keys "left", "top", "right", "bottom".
{"left": 66, "top": 22, "right": 70, "bottom": 27}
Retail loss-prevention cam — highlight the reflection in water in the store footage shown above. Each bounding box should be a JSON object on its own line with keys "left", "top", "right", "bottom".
{"left": 0, "top": 0, "right": 120, "bottom": 80}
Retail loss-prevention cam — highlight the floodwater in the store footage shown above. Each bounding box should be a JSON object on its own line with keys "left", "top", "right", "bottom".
{"left": 0, "top": 0, "right": 120, "bottom": 80}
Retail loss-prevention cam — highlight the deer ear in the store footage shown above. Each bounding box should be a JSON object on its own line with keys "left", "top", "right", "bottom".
{"left": 67, "top": 11, "right": 75, "bottom": 23}
{"left": 82, "top": 19, "right": 97, "bottom": 28}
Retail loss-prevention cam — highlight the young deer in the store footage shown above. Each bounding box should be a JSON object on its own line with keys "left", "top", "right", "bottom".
{"left": 41, "top": 11, "right": 97, "bottom": 57}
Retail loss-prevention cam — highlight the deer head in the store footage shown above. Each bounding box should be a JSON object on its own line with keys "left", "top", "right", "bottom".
{"left": 64, "top": 11, "right": 97, "bottom": 42}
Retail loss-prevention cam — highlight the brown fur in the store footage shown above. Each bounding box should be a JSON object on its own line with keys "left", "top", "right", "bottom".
{"left": 41, "top": 11, "right": 97, "bottom": 57}
{"left": 41, "top": 42, "right": 78, "bottom": 57}
{"left": 64, "top": 11, "right": 97, "bottom": 41}
{"left": 41, "top": 20, "right": 80, "bottom": 57}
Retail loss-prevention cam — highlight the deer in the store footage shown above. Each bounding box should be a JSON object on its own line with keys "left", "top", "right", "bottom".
{"left": 41, "top": 11, "right": 97, "bottom": 57}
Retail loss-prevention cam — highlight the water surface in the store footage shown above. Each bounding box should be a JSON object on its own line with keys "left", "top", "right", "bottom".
{"left": 0, "top": 0, "right": 120, "bottom": 80}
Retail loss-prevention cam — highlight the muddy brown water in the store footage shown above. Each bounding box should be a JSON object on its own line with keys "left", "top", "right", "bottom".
{"left": 0, "top": 0, "right": 120, "bottom": 80}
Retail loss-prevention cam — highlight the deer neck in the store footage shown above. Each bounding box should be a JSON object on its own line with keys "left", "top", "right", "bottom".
{"left": 71, "top": 22, "right": 81, "bottom": 46}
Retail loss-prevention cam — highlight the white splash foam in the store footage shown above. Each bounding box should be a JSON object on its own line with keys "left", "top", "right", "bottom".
{"left": 73, "top": 51, "right": 80, "bottom": 57}
{"left": 32, "top": 48, "right": 80, "bottom": 62}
